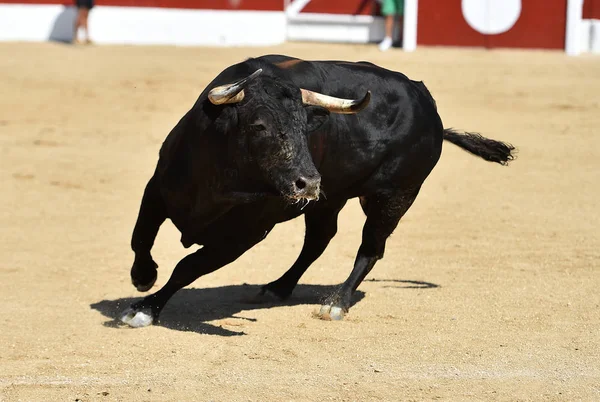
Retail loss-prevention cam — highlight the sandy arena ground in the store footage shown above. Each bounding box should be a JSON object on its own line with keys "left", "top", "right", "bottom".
{"left": 0, "top": 41, "right": 599, "bottom": 401}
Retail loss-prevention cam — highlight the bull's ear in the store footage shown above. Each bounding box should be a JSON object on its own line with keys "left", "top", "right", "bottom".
{"left": 305, "top": 105, "right": 330, "bottom": 132}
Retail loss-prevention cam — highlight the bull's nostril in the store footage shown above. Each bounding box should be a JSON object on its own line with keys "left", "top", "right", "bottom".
{"left": 295, "top": 179, "right": 307, "bottom": 190}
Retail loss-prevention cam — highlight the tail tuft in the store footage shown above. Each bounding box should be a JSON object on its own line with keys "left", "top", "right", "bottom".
{"left": 443, "top": 128, "right": 516, "bottom": 166}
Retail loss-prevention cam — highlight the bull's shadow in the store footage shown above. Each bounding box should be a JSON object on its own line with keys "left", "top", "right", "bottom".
{"left": 364, "top": 278, "right": 440, "bottom": 289}
{"left": 91, "top": 280, "right": 438, "bottom": 336}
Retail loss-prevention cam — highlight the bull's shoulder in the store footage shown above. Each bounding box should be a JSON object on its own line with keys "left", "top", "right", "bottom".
{"left": 255, "top": 54, "right": 301, "bottom": 64}
{"left": 251, "top": 55, "right": 309, "bottom": 72}
{"left": 245, "top": 56, "right": 388, "bottom": 81}
{"left": 314, "top": 60, "right": 410, "bottom": 85}
{"left": 333, "top": 60, "right": 379, "bottom": 69}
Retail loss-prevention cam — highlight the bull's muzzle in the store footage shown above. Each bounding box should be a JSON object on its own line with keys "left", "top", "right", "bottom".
{"left": 292, "top": 175, "right": 321, "bottom": 200}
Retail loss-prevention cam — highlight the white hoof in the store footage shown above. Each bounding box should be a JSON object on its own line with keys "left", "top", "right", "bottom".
{"left": 120, "top": 307, "right": 154, "bottom": 328}
{"left": 314, "top": 305, "right": 346, "bottom": 321}
{"left": 329, "top": 306, "right": 344, "bottom": 320}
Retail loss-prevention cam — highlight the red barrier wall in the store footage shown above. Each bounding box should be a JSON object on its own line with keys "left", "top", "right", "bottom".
{"left": 0, "top": 0, "right": 377, "bottom": 13}
{"left": 583, "top": 0, "right": 600, "bottom": 18}
{"left": 3, "top": 0, "right": 589, "bottom": 49}
{"left": 0, "top": 0, "right": 284, "bottom": 10}
{"left": 302, "top": 0, "right": 375, "bottom": 16}
{"left": 417, "top": 0, "right": 484, "bottom": 47}
{"left": 417, "top": 0, "right": 567, "bottom": 49}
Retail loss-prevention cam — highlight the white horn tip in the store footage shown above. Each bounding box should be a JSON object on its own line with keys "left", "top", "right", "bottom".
{"left": 249, "top": 68, "right": 263, "bottom": 79}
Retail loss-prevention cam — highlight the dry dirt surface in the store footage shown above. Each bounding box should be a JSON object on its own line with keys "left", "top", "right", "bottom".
{"left": 0, "top": 42, "right": 599, "bottom": 401}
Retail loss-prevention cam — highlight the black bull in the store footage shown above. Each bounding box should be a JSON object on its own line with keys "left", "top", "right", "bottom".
{"left": 120, "top": 55, "right": 515, "bottom": 327}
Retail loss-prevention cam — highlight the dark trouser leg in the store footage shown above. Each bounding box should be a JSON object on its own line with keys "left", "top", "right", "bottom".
{"left": 258, "top": 201, "right": 347, "bottom": 300}
{"left": 121, "top": 233, "right": 265, "bottom": 327}
{"left": 317, "top": 188, "right": 420, "bottom": 320}
{"left": 130, "top": 174, "right": 167, "bottom": 292}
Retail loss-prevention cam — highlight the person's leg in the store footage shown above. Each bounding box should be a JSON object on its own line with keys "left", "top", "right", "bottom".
{"left": 395, "top": 0, "right": 404, "bottom": 45}
{"left": 385, "top": 15, "right": 394, "bottom": 38}
{"left": 81, "top": 8, "right": 90, "bottom": 43}
{"left": 73, "top": 7, "right": 82, "bottom": 43}
{"left": 379, "top": 0, "right": 398, "bottom": 51}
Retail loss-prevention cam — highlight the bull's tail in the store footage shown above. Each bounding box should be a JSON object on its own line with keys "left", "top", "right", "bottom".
{"left": 443, "top": 128, "right": 516, "bottom": 166}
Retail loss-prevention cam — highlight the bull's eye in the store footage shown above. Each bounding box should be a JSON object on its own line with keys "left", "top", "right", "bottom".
{"left": 250, "top": 123, "right": 266, "bottom": 133}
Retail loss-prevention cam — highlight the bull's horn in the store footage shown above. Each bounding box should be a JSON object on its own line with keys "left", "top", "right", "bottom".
{"left": 300, "top": 89, "right": 371, "bottom": 114}
{"left": 208, "top": 68, "right": 263, "bottom": 105}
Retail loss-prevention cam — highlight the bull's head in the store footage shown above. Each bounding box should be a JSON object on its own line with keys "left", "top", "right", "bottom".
{"left": 208, "top": 68, "right": 370, "bottom": 202}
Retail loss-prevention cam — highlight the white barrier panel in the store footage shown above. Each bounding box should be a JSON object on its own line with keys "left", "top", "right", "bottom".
{"left": 592, "top": 20, "right": 600, "bottom": 53}
{"left": 580, "top": 19, "right": 591, "bottom": 52}
{"left": 402, "top": 0, "right": 418, "bottom": 52}
{"left": 286, "top": 13, "right": 385, "bottom": 43}
{"left": 565, "top": 0, "right": 584, "bottom": 55}
{"left": 0, "top": 4, "right": 286, "bottom": 46}
{"left": 0, "top": 4, "right": 66, "bottom": 41}
{"left": 577, "top": 19, "right": 600, "bottom": 53}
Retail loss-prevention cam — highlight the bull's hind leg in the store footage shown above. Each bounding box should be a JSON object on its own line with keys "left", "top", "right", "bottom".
{"left": 257, "top": 200, "right": 347, "bottom": 301}
{"left": 120, "top": 231, "right": 266, "bottom": 328}
{"left": 316, "top": 188, "right": 420, "bottom": 320}
{"left": 130, "top": 174, "right": 166, "bottom": 292}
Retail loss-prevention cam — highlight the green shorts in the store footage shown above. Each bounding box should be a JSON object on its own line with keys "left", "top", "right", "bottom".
{"left": 381, "top": 0, "right": 404, "bottom": 16}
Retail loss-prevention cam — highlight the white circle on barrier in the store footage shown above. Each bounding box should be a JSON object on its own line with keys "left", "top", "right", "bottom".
{"left": 462, "top": 0, "right": 522, "bottom": 35}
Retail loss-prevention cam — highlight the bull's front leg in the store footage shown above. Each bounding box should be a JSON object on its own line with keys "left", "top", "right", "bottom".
{"left": 121, "top": 231, "right": 268, "bottom": 328}
{"left": 130, "top": 174, "right": 167, "bottom": 292}
{"left": 316, "top": 188, "right": 420, "bottom": 321}
{"left": 257, "top": 200, "right": 347, "bottom": 301}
